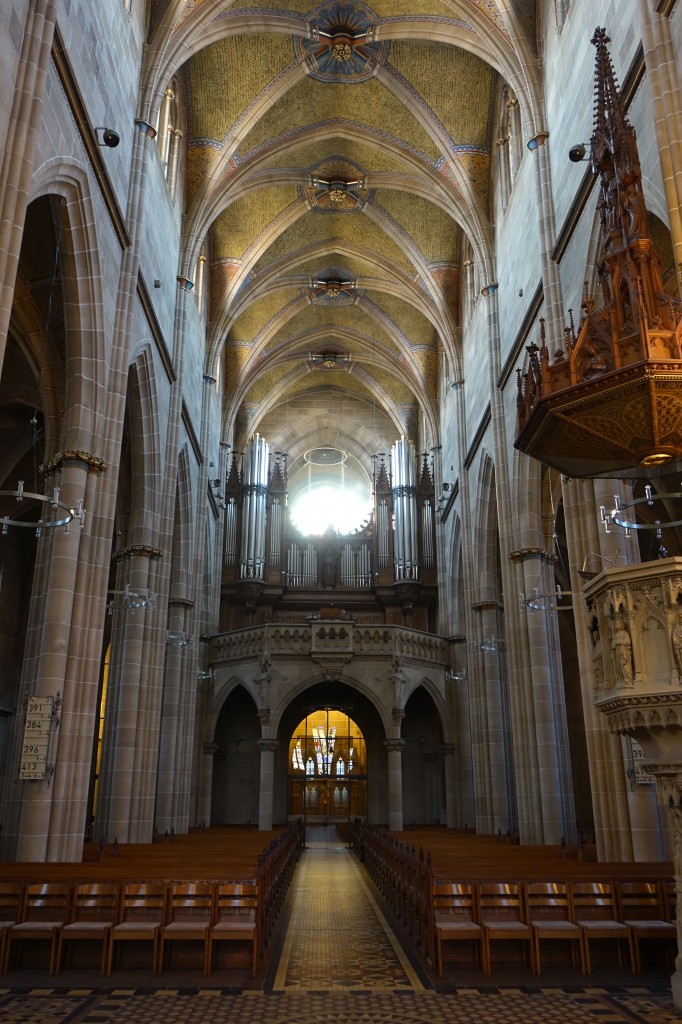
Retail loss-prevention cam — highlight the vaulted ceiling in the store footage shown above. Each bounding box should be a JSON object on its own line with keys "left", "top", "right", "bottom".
{"left": 146, "top": 0, "right": 540, "bottom": 470}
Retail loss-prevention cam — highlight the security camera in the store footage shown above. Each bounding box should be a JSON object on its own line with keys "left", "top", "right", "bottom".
{"left": 568, "top": 143, "right": 586, "bottom": 163}
{"left": 96, "top": 127, "right": 120, "bottom": 148}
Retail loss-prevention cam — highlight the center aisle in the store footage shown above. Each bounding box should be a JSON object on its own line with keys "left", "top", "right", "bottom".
{"left": 272, "top": 827, "right": 424, "bottom": 991}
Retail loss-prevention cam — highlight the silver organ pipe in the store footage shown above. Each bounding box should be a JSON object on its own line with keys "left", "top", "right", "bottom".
{"left": 269, "top": 498, "right": 281, "bottom": 567}
{"left": 391, "top": 436, "right": 418, "bottom": 581}
{"left": 224, "top": 496, "right": 238, "bottom": 566}
{"left": 422, "top": 499, "right": 434, "bottom": 567}
{"left": 240, "top": 433, "right": 269, "bottom": 579}
{"left": 341, "top": 543, "right": 353, "bottom": 587}
{"left": 286, "top": 541, "right": 318, "bottom": 586}
{"left": 359, "top": 542, "right": 371, "bottom": 586}
{"left": 377, "top": 498, "right": 389, "bottom": 568}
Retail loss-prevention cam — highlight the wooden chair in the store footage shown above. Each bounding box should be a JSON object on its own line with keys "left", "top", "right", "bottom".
{"left": 207, "top": 882, "right": 259, "bottom": 976}
{"left": 0, "top": 882, "right": 23, "bottom": 974}
{"left": 6, "top": 882, "right": 69, "bottom": 975}
{"left": 572, "top": 881, "right": 631, "bottom": 973}
{"left": 479, "top": 882, "right": 534, "bottom": 975}
{"left": 56, "top": 882, "right": 118, "bottom": 975}
{"left": 107, "top": 882, "right": 165, "bottom": 976}
{"left": 159, "top": 882, "right": 213, "bottom": 975}
{"left": 619, "top": 881, "right": 676, "bottom": 973}
{"left": 432, "top": 882, "right": 484, "bottom": 976}
{"left": 526, "top": 881, "right": 583, "bottom": 974}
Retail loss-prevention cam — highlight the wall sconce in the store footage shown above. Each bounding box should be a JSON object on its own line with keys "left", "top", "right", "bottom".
{"left": 95, "top": 127, "right": 120, "bottom": 148}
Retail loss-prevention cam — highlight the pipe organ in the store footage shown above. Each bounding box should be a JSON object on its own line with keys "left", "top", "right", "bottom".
{"left": 220, "top": 434, "right": 437, "bottom": 630}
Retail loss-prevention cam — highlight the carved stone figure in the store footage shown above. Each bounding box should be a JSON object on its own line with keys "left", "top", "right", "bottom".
{"left": 672, "top": 606, "right": 682, "bottom": 676}
{"left": 591, "top": 628, "right": 605, "bottom": 696}
{"left": 611, "top": 617, "right": 634, "bottom": 687}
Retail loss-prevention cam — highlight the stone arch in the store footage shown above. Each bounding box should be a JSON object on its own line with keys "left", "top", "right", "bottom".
{"left": 124, "top": 348, "right": 163, "bottom": 537}
{"left": 211, "top": 683, "right": 261, "bottom": 826}
{"left": 273, "top": 676, "right": 391, "bottom": 826}
{"left": 402, "top": 683, "right": 447, "bottom": 826}
{"left": 169, "top": 445, "right": 194, "bottom": 600}
{"left": 473, "top": 451, "right": 500, "bottom": 601}
{"left": 28, "top": 159, "right": 107, "bottom": 438}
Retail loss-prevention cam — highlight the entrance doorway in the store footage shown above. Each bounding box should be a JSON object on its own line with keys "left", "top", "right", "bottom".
{"left": 288, "top": 707, "right": 367, "bottom": 828}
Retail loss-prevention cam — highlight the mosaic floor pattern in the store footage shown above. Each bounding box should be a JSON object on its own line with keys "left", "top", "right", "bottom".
{"left": 272, "top": 832, "right": 423, "bottom": 990}
{"left": 0, "top": 986, "right": 677, "bottom": 1024}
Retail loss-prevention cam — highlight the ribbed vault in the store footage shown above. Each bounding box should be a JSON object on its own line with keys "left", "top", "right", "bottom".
{"left": 143, "top": 0, "right": 540, "bottom": 465}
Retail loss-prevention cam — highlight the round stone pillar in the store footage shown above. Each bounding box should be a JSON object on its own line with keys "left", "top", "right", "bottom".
{"left": 258, "top": 739, "right": 278, "bottom": 831}
{"left": 384, "top": 738, "right": 405, "bottom": 832}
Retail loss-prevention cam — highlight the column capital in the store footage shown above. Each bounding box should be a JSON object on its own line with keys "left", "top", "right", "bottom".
{"left": 257, "top": 738, "right": 278, "bottom": 754}
{"left": 508, "top": 546, "right": 556, "bottom": 564}
{"left": 384, "top": 738, "right": 406, "bottom": 754}
{"left": 480, "top": 282, "right": 498, "bottom": 297}
{"left": 527, "top": 131, "right": 549, "bottom": 151}
{"left": 40, "top": 450, "right": 107, "bottom": 474}
{"left": 134, "top": 118, "right": 157, "bottom": 139}
{"left": 472, "top": 599, "right": 502, "bottom": 612}
{"left": 177, "top": 275, "right": 194, "bottom": 291}
{"left": 112, "top": 544, "right": 164, "bottom": 562}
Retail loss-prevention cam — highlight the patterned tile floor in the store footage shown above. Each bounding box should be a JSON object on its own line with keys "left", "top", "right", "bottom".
{"left": 0, "top": 829, "right": 677, "bottom": 1023}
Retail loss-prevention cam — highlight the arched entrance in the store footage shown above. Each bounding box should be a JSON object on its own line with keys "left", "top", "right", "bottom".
{"left": 288, "top": 707, "right": 367, "bottom": 824}
{"left": 275, "top": 680, "right": 386, "bottom": 828}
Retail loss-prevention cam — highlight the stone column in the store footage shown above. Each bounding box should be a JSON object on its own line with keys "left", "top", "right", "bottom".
{"left": 384, "top": 738, "right": 405, "bottom": 832}
{"left": 257, "top": 739, "right": 278, "bottom": 832}
{"left": 510, "top": 547, "right": 575, "bottom": 844}
{"left": 637, "top": 0, "right": 682, "bottom": 280}
{"left": 156, "top": 599, "right": 194, "bottom": 833}
{"left": 442, "top": 744, "right": 457, "bottom": 828}
{"left": 96, "top": 544, "right": 163, "bottom": 844}
{"left": 651, "top": 778, "right": 682, "bottom": 1008}
{"left": 562, "top": 478, "right": 637, "bottom": 860}
{"left": 197, "top": 741, "right": 217, "bottom": 829}
{"left": 471, "top": 599, "right": 512, "bottom": 834}
{"left": 16, "top": 457, "right": 94, "bottom": 861}
{"left": 526, "top": 132, "right": 564, "bottom": 352}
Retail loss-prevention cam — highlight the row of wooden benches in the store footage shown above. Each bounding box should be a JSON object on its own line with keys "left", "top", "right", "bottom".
{"left": 353, "top": 822, "right": 676, "bottom": 976}
{"left": 0, "top": 820, "right": 303, "bottom": 977}
{"left": 429, "top": 878, "right": 676, "bottom": 977}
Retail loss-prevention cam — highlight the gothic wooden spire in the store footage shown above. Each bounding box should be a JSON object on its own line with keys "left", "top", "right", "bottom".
{"left": 514, "top": 27, "right": 682, "bottom": 477}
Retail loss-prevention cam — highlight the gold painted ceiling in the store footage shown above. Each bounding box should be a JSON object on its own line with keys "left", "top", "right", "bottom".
{"left": 147, "top": 0, "right": 540, "bottom": 462}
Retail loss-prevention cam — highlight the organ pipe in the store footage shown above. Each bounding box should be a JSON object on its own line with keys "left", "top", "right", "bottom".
{"left": 270, "top": 498, "right": 282, "bottom": 566}
{"left": 377, "top": 499, "right": 389, "bottom": 567}
{"left": 391, "top": 436, "right": 418, "bottom": 581}
{"left": 240, "top": 433, "right": 269, "bottom": 579}
{"left": 224, "top": 497, "right": 238, "bottom": 566}
{"left": 422, "top": 500, "right": 434, "bottom": 567}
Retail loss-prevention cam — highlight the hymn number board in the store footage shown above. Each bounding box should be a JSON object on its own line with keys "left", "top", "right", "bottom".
{"left": 20, "top": 696, "right": 54, "bottom": 780}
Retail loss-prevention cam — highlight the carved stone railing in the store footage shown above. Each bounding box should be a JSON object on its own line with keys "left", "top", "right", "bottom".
{"left": 209, "top": 622, "right": 448, "bottom": 668}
